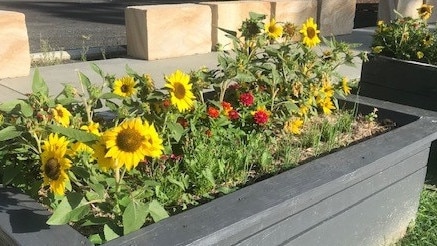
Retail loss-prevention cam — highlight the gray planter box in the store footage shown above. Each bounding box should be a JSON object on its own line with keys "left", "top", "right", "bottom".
{"left": 359, "top": 54, "right": 437, "bottom": 111}
{"left": 2, "top": 96, "right": 437, "bottom": 246}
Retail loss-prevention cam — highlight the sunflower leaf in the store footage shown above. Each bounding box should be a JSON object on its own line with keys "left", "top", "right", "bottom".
{"left": 32, "top": 68, "right": 49, "bottom": 97}
{"left": 0, "top": 126, "right": 21, "bottom": 141}
{"left": 49, "top": 125, "right": 99, "bottom": 143}
{"left": 167, "top": 121, "right": 185, "bottom": 142}
{"left": 104, "top": 224, "right": 121, "bottom": 241}
{"left": 148, "top": 199, "right": 169, "bottom": 223}
{"left": 47, "top": 193, "right": 89, "bottom": 225}
{"left": 122, "top": 198, "right": 149, "bottom": 235}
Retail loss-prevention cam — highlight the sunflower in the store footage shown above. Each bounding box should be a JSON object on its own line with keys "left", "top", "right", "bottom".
{"left": 285, "top": 118, "right": 304, "bottom": 135}
{"left": 265, "top": 18, "right": 283, "bottom": 40}
{"left": 80, "top": 121, "right": 101, "bottom": 136}
{"left": 52, "top": 104, "right": 72, "bottom": 127}
{"left": 341, "top": 77, "right": 351, "bottom": 95}
{"left": 40, "top": 133, "right": 71, "bottom": 196}
{"left": 92, "top": 138, "right": 120, "bottom": 172}
{"left": 319, "top": 97, "right": 336, "bottom": 115}
{"left": 165, "top": 70, "right": 196, "bottom": 112}
{"left": 418, "top": 4, "right": 433, "bottom": 20}
{"left": 104, "top": 118, "right": 164, "bottom": 171}
{"left": 299, "top": 18, "right": 321, "bottom": 48}
{"left": 113, "top": 76, "right": 137, "bottom": 98}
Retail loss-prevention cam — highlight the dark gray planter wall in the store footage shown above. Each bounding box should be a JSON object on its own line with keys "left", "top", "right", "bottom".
{"left": 2, "top": 96, "right": 437, "bottom": 246}
{"left": 359, "top": 54, "right": 437, "bottom": 111}
{"left": 0, "top": 186, "right": 92, "bottom": 246}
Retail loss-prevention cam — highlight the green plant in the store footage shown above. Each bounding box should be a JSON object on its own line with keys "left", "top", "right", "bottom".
{"left": 0, "top": 13, "right": 374, "bottom": 244}
{"left": 31, "top": 37, "right": 65, "bottom": 67}
{"left": 371, "top": 4, "right": 437, "bottom": 64}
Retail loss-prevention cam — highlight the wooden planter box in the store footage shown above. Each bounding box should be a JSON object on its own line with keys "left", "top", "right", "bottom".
{"left": 359, "top": 54, "right": 437, "bottom": 111}
{"left": 2, "top": 96, "right": 437, "bottom": 246}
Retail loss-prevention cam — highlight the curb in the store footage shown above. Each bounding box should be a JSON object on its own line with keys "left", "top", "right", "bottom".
{"left": 30, "top": 45, "right": 127, "bottom": 63}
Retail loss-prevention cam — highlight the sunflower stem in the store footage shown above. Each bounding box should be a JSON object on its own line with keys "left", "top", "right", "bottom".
{"left": 114, "top": 166, "right": 121, "bottom": 193}
{"left": 77, "top": 71, "right": 93, "bottom": 123}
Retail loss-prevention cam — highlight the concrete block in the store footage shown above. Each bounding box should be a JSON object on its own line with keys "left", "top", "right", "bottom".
{"left": 200, "top": 1, "right": 271, "bottom": 50}
{"left": 270, "top": 0, "right": 318, "bottom": 26}
{"left": 425, "top": 0, "right": 437, "bottom": 23}
{"left": 125, "top": 4, "right": 212, "bottom": 60}
{"left": 0, "top": 11, "right": 30, "bottom": 79}
{"left": 378, "top": 0, "right": 423, "bottom": 22}
{"left": 317, "top": 0, "right": 357, "bottom": 36}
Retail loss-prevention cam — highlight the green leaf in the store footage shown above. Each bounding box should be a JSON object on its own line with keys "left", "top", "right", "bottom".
{"left": 167, "top": 122, "right": 185, "bottom": 142}
{"left": 167, "top": 176, "right": 186, "bottom": 190}
{"left": 122, "top": 199, "right": 149, "bottom": 235}
{"left": 78, "top": 72, "right": 92, "bottom": 92}
{"left": 88, "top": 234, "right": 103, "bottom": 245}
{"left": 90, "top": 63, "right": 105, "bottom": 79}
{"left": 148, "top": 200, "right": 169, "bottom": 223}
{"left": 2, "top": 165, "right": 20, "bottom": 185}
{"left": 218, "top": 27, "right": 237, "bottom": 38}
{"left": 0, "top": 126, "right": 21, "bottom": 141}
{"left": 100, "top": 92, "right": 124, "bottom": 100}
{"left": 32, "top": 68, "right": 49, "bottom": 97}
{"left": 125, "top": 65, "right": 138, "bottom": 77}
{"left": 202, "top": 168, "right": 216, "bottom": 186}
{"left": 49, "top": 125, "right": 99, "bottom": 143}
{"left": 0, "top": 100, "right": 33, "bottom": 117}
{"left": 47, "top": 193, "right": 89, "bottom": 225}
{"left": 249, "top": 12, "right": 266, "bottom": 20}
{"left": 104, "top": 224, "right": 120, "bottom": 241}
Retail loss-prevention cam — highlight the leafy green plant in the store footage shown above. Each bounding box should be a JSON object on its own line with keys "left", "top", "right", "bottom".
{"left": 371, "top": 4, "right": 437, "bottom": 64}
{"left": 0, "top": 13, "right": 375, "bottom": 244}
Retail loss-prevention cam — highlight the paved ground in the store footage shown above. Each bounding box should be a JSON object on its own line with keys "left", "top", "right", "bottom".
{"left": 0, "top": 0, "right": 378, "bottom": 54}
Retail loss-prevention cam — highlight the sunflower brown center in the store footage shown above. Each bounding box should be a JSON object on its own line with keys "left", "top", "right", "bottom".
{"left": 269, "top": 26, "right": 276, "bottom": 33}
{"left": 307, "top": 27, "right": 316, "bottom": 38}
{"left": 56, "top": 109, "right": 64, "bottom": 117}
{"left": 121, "top": 84, "right": 130, "bottom": 93}
{"left": 174, "top": 82, "right": 186, "bottom": 99}
{"left": 44, "top": 158, "right": 61, "bottom": 180}
{"left": 116, "top": 128, "right": 144, "bottom": 152}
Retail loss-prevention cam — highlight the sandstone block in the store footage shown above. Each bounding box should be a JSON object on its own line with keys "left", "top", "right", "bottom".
{"left": 200, "top": 1, "right": 271, "bottom": 50}
{"left": 378, "top": 0, "right": 423, "bottom": 22}
{"left": 317, "top": 0, "right": 357, "bottom": 36}
{"left": 0, "top": 11, "right": 30, "bottom": 79}
{"left": 425, "top": 0, "right": 437, "bottom": 23}
{"left": 270, "top": 0, "right": 317, "bottom": 26}
{"left": 125, "top": 4, "right": 212, "bottom": 60}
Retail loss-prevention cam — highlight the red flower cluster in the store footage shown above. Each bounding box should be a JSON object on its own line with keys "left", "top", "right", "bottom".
{"left": 228, "top": 109, "right": 239, "bottom": 120}
{"left": 239, "top": 92, "right": 254, "bottom": 106}
{"left": 207, "top": 107, "right": 220, "bottom": 119}
{"left": 252, "top": 107, "right": 270, "bottom": 125}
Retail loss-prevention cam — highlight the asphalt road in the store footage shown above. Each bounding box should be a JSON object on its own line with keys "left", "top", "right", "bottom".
{"left": 0, "top": 0, "right": 378, "bottom": 54}
{"left": 0, "top": 0, "right": 200, "bottom": 53}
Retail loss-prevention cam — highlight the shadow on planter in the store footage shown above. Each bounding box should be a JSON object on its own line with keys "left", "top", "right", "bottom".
{"left": 359, "top": 54, "right": 437, "bottom": 185}
{"left": 2, "top": 96, "right": 437, "bottom": 246}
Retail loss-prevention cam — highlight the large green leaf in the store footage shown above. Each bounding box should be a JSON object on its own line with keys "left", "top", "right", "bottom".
{"left": 0, "top": 100, "right": 33, "bottom": 117}
{"left": 167, "top": 122, "right": 185, "bottom": 142}
{"left": 0, "top": 126, "right": 21, "bottom": 141}
{"left": 32, "top": 68, "right": 49, "bottom": 97}
{"left": 148, "top": 199, "right": 169, "bottom": 222}
{"left": 49, "top": 125, "right": 99, "bottom": 143}
{"left": 47, "top": 193, "right": 89, "bottom": 225}
{"left": 122, "top": 198, "right": 149, "bottom": 235}
{"left": 104, "top": 224, "right": 120, "bottom": 241}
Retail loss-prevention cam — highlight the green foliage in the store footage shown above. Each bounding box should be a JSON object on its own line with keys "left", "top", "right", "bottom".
{"left": 371, "top": 8, "right": 437, "bottom": 64}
